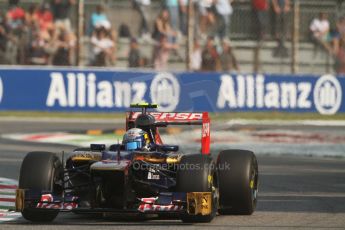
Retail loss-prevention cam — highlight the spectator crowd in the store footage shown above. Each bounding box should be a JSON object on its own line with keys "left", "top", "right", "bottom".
{"left": 0, "top": 0, "right": 239, "bottom": 72}
{"left": 130, "top": 0, "right": 238, "bottom": 72}
{"left": 0, "top": 0, "right": 345, "bottom": 74}
{"left": 0, "top": 0, "right": 76, "bottom": 66}
{"left": 309, "top": 12, "right": 345, "bottom": 74}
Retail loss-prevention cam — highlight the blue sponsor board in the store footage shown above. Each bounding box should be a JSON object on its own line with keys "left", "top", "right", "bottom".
{"left": 0, "top": 67, "right": 344, "bottom": 115}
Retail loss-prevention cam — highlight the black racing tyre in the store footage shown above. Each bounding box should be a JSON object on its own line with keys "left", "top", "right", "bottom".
{"left": 19, "top": 151, "right": 63, "bottom": 222}
{"left": 217, "top": 150, "right": 258, "bottom": 215}
{"left": 176, "top": 154, "right": 218, "bottom": 223}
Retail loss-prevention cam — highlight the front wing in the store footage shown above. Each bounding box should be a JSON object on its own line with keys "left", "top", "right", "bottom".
{"left": 16, "top": 189, "right": 212, "bottom": 216}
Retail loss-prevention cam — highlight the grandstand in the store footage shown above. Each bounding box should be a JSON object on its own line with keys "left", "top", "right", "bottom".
{"left": 0, "top": 0, "right": 344, "bottom": 74}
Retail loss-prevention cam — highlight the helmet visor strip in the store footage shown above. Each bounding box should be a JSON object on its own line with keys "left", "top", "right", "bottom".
{"left": 125, "top": 141, "right": 143, "bottom": 151}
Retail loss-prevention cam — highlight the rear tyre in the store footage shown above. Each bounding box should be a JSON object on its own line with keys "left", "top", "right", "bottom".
{"left": 19, "top": 151, "right": 63, "bottom": 222}
{"left": 176, "top": 154, "right": 218, "bottom": 223}
{"left": 217, "top": 150, "right": 258, "bottom": 215}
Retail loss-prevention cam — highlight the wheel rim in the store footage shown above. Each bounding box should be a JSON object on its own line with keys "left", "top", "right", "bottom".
{"left": 211, "top": 171, "right": 219, "bottom": 214}
{"left": 249, "top": 162, "right": 259, "bottom": 207}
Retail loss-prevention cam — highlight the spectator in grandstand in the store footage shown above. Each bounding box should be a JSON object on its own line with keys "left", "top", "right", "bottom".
{"left": 219, "top": 40, "right": 239, "bottom": 72}
{"left": 0, "top": 14, "right": 9, "bottom": 64}
{"left": 333, "top": 35, "right": 345, "bottom": 74}
{"left": 179, "top": 0, "right": 188, "bottom": 36}
{"left": 165, "top": 0, "right": 179, "bottom": 31}
{"left": 132, "top": 0, "right": 151, "bottom": 39}
{"left": 25, "top": 4, "right": 39, "bottom": 27}
{"left": 89, "top": 5, "right": 111, "bottom": 34}
{"left": 310, "top": 12, "right": 331, "bottom": 56}
{"left": 190, "top": 39, "right": 202, "bottom": 71}
{"left": 201, "top": 36, "right": 219, "bottom": 71}
{"left": 337, "top": 16, "right": 345, "bottom": 36}
{"left": 272, "top": 0, "right": 290, "bottom": 57}
{"left": 128, "top": 38, "right": 141, "bottom": 68}
{"left": 152, "top": 9, "right": 177, "bottom": 43}
{"left": 43, "top": 26, "right": 58, "bottom": 64}
{"left": 333, "top": 16, "right": 345, "bottom": 41}
{"left": 272, "top": 0, "right": 290, "bottom": 40}
{"left": 214, "top": 0, "right": 233, "bottom": 41}
{"left": 331, "top": 15, "right": 345, "bottom": 57}
{"left": 118, "top": 23, "right": 132, "bottom": 38}
{"left": 50, "top": 0, "right": 76, "bottom": 32}
{"left": 34, "top": 3, "right": 54, "bottom": 39}
{"left": 252, "top": 0, "right": 269, "bottom": 41}
{"left": 332, "top": 18, "right": 345, "bottom": 74}
{"left": 153, "top": 35, "right": 178, "bottom": 70}
{"left": 6, "top": 3, "right": 25, "bottom": 31}
{"left": 27, "top": 30, "right": 49, "bottom": 65}
{"left": 8, "top": 0, "right": 20, "bottom": 7}
{"left": 90, "top": 27, "right": 115, "bottom": 67}
{"left": 52, "top": 29, "right": 75, "bottom": 66}
{"left": 198, "top": 0, "right": 215, "bottom": 39}
{"left": 5, "top": 4, "right": 27, "bottom": 64}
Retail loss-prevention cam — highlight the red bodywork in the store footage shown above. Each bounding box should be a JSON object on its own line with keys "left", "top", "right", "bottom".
{"left": 126, "top": 112, "right": 211, "bottom": 155}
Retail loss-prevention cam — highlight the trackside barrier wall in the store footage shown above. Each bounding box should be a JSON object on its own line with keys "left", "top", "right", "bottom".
{"left": 0, "top": 68, "right": 344, "bottom": 115}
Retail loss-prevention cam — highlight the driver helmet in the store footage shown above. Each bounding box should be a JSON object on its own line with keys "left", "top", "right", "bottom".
{"left": 123, "top": 128, "right": 150, "bottom": 151}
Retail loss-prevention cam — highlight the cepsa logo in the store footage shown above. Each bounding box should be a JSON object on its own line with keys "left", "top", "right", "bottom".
{"left": 46, "top": 72, "right": 180, "bottom": 111}
{"left": 217, "top": 74, "right": 343, "bottom": 115}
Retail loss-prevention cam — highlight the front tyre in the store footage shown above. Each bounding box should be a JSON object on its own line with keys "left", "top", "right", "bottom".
{"left": 176, "top": 154, "right": 218, "bottom": 223}
{"left": 217, "top": 150, "right": 258, "bottom": 215}
{"left": 19, "top": 152, "right": 63, "bottom": 222}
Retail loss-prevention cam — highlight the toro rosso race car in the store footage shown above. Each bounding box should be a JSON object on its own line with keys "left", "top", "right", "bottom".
{"left": 15, "top": 104, "right": 259, "bottom": 223}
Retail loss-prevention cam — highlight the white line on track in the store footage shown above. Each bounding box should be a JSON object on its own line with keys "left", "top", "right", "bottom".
{"left": 0, "top": 178, "right": 17, "bottom": 212}
{"left": 0, "top": 212, "right": 22, "bottom": 223}
{"left": 0, "top": 202, "right": 15, "bottom": 207}
{"left": 0, "top": 218, "right": 16, "bottom": 221}
{"left": 0, "top": 178, "right": 20, "bottom": 223}
{"left": 0, "top": 195, "right": 15, "bottom": 199}
{"left": 261, "top": 192, "right": 345, "bottom": 198}
{"left": 0, "top": 158, "right": 23, "bottom": 163}
{"left": 0, "top": 178, "right": 17, "bottom": 184}
{"left": 0, "top": 190, "right": 16, "bottom": 194}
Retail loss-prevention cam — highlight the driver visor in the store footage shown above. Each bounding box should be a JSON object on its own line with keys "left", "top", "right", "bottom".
{"left": 125, "top": 141, "right": 142, "bottom": 151}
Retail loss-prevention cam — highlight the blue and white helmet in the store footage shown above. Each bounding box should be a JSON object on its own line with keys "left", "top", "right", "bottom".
{"left": 123, "top": 128, "right": 150, "bottom": 151}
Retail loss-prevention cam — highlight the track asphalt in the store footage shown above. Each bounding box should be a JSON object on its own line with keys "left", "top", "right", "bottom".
{"left": 0, "top": 119, "right": 344, "bottom": 229}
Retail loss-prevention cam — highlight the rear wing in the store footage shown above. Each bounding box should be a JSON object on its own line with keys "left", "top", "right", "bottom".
{"left": 126, "top": 112, "right": 210, "bottom": 155}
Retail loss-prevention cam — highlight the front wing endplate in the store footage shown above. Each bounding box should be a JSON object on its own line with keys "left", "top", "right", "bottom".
{"left": 187, "top": 192, "right": 212, "bottom": 216}
{"left": 15, "top": 189, "right": 25, "bottom": 212}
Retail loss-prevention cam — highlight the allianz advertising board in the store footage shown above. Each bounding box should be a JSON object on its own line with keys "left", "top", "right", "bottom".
{"left": 0, "top": 68, "right": 344, "bottom": 115}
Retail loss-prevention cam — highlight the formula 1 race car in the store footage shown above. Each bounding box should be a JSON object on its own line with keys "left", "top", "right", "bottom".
{"left": 15, "top": 104, "right": 258, "bottom": 223}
